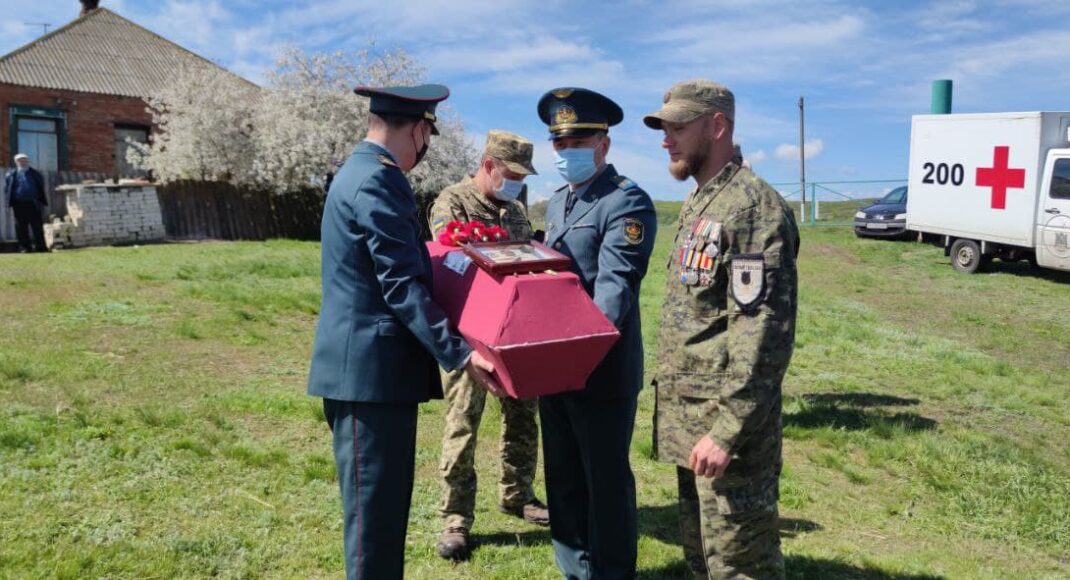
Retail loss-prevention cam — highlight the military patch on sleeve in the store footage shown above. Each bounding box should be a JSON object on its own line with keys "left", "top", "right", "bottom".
{"left": 730, "top": 254, "right": 765, "bottom": 312}
{"left": 431, "top": 217, "right": 445, "bottom": 235}
{"left": 377, "top": 154, "right": 397, "bottom": 168}
{"left": 623, "top": 217, "right": 645, "bottom": 245}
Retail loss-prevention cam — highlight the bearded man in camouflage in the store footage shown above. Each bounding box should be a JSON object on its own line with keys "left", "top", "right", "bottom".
{"left": 428, "top": 130, "right": 549, "bottom": 561}
{"left": 645, "top": 80, "right": 800, "bottom": 579}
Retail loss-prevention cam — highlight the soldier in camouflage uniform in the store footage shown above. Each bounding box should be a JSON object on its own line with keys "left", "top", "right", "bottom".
{"left": 645, "top": 81, "right": 800, "bottom": 580}
{"left": 429, "top": 130, "right": 549, "bottom": 561}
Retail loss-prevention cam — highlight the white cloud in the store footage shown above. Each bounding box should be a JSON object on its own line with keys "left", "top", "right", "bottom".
{"left": 775, "top": 139, "right": 824, "bottom": 161}
{"left": 139, "top": 0, "right": 232, "bottom": 52}
{"left": 747, "top": 149, "right": 767, "bottom": 164}
{"left": 424, "top": 37, "right": 600, "bottom": 74}
{"left": 474, "top": 58, "right": 629, "bottom": 95}
{"left": 913, "top": 0, "right": 990, "bottom": 40}
{"left": 640, "top": 6, "right": 870, "bottom": 84}
{"left": 651, "top": 14, "right": 864, "bottom": 53}
{"left": 734, "top": 102, "right": 797, "bottom": 142}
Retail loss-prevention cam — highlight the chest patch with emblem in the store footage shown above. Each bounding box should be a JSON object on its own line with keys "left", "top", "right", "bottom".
{"left": 730, "top": 254, "right": 765, "bottom": 311}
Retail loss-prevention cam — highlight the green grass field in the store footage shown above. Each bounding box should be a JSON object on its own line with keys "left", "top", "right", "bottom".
{"left": 2, "top": 203, "right": 1069, "bottom": 579}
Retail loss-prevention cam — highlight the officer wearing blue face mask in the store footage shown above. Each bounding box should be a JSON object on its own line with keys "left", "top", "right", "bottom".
{"left": 537, "top": 87, "right": 658, "bottom": 579}
{"left": 430, "top": 129, "right": 536, "bottom": 242}
{"left": 427, "top": 129, "right": 548, "bottom": 561}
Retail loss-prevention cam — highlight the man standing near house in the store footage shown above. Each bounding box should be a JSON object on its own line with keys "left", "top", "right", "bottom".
{"left": 537, "top": 87, "right": 657, "bottom": 579}
{"left": 307, "top": 84, "right": 503, "bottom": 580}
{"left": 4, "top": 153, "right": 49, "bottom": 253}
{"left": 428, "top": 129, "right": 549, "bottom": 561}
{"left": 645, "top": 80, "right": 799, "bottom": 579}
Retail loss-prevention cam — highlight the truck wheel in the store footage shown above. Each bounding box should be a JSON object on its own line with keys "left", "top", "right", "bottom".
{"left": 950, "top": 238, "right": 983, "bottom": 274}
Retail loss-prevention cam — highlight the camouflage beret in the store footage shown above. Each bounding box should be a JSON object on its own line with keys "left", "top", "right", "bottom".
{"left": 644, "top": 80, "right": 734, "bottom": 130}
{"left": 484, "top": 129, "right": 537, "bottom": 176}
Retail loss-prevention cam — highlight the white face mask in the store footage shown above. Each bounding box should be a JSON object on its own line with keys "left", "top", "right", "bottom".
{"left": 493, "top": 177, "right": 524, "bottom": 202}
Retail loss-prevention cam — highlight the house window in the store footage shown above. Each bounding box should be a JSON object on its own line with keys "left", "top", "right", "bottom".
{"left": 15, "top": 116, "right": 60, "bottom": 171}
{"left": 9, "top": 106, "right": 67, "bottom": 171}
{"left": 115, "top": 125, "right": 149, "bottom": 177}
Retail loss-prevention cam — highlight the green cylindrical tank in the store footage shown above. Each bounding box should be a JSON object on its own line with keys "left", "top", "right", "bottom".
{"left": 931, "top": 80, "right": 953, "bottom": 114}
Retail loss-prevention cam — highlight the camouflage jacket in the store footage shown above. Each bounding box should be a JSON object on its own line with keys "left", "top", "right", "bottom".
{"left": 654, "top": 160, "right": 799, "bottom": 486}
{"left": 429, "top": 176, "right": 533, "bottom": 241}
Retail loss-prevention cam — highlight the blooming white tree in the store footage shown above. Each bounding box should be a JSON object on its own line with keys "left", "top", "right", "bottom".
{"left": 133, "top": 61, "right": 260, "bottom": 185}
{"left": 252, "top": 48, "right": 369, "bottom": 192}
{"left": 136, "top": 45, "right": 477, "bottom": 199}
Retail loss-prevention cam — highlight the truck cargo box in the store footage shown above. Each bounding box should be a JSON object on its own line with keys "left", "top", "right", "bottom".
{"left": 907, "top": 112, "right": 1070, "bottom": 247}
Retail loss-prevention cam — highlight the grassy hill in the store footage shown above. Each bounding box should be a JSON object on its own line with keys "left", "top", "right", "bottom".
{"left": 1, "top": 210, "right": 1068, "bottom": 578}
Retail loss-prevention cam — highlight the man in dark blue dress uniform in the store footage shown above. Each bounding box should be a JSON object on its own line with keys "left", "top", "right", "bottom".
{"left": 307, "top": 84, "right": 503, "bottom": 580}
{"left": 537, "top": 88, "right": 658, "bottom": 579}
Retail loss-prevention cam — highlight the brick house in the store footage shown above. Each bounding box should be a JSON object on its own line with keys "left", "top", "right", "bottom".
{"left": 0, "top": 2, "right": 255, "bottom": 176}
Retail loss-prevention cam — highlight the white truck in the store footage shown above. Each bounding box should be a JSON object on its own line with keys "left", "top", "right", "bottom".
{"left": 906, "top": 112, "right": 1070, "bottom": 273}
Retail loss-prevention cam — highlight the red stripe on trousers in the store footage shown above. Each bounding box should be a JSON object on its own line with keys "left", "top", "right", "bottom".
{"left": 353, "top": 411, "right": 361, "bottom": 579}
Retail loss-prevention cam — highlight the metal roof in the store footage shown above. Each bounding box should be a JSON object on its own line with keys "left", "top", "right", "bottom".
{"left": 0, "top": 8, "right": 257, "bottom": 98}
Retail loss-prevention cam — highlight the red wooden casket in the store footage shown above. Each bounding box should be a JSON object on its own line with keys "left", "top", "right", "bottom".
{"left": 427, "top": 241, "right": 619, "bottom": 399}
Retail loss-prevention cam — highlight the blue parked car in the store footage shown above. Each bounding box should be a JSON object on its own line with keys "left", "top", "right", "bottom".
{"left": 854, "top": 186, "right": 909, "bottom": 239}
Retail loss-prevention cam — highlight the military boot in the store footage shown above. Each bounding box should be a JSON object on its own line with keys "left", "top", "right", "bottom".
{"left": 499, "top": 498, "right": 550, "bottom": 526}
{"left": 436, "top": 526, "right": 471, "bottom": 561}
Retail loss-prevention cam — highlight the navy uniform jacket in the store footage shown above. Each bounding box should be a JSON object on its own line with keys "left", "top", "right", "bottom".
{"left": 545, "top": 165, "right": 657, "bottom": 399}
{"left": 308, "top": 141, "right": 471, "bottom": 403}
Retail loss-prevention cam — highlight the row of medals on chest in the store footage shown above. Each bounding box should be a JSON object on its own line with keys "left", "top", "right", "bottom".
{"left": 679, "top": 217, "right": 721, "bottom": 287}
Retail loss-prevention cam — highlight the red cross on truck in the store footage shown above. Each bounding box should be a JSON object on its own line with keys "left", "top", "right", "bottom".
{"left": 905, "top": 112, "right": 1070, "bottom": 274}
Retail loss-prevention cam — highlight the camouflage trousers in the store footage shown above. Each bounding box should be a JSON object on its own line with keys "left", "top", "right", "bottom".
{"left": 677, "top": 467, "right": 784, "bottom": 580}
{"left": 439, "top": 368, "right": 539, "bottom": 529}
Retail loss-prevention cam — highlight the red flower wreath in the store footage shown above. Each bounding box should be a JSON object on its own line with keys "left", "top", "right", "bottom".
{"left": 438, "top": 220, "right": 510, "bottom": 246}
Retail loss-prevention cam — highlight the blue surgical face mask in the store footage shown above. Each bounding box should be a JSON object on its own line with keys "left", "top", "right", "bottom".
{"left": 554, "top": 146, "right": 599, "bottom": 184}
{"left": 493, "top": 177, "right": 524, "bottom": 202}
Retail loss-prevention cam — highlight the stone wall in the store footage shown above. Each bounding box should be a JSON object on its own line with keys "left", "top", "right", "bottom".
{"left": 49, "top": 183, "right": 165, "bottom": 248}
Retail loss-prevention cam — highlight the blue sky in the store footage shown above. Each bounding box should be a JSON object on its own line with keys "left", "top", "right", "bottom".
{"left": 5, "top": 0, "right": 1070, "bottom": 201}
